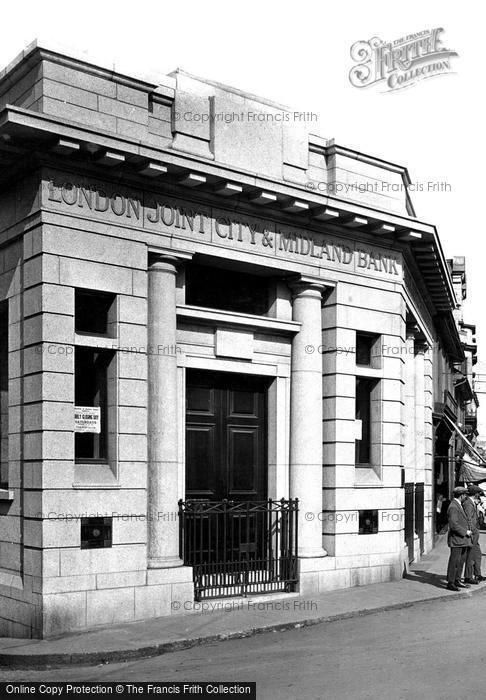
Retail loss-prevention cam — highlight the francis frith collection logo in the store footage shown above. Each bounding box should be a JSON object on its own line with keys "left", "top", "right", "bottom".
{"left": 349, "top": 28, "right": 458, "bottom": 92}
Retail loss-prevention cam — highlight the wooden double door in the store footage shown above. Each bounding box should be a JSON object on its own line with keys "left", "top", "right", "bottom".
{"left": 185, "top": 370, "right": 267, "bottom": 503}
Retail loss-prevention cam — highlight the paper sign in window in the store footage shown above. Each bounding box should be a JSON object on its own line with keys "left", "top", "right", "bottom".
{"left": 74, "top": 406, "right": 101, "bottom": 433}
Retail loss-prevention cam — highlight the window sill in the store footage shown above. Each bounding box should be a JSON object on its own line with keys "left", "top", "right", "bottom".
{"left": 74, "top": 333, "right": 118, "bottom": 349}
{"left": 0, "top": 568, "right": 23, "bottom": 590}
{"left": 354, "top": 467, "right": 383, "bottom": 487}
{"left": 355, "top": 366, "right": 383, "bottom": 379}
{"left": 73, "top": 484, "right": 121, "bottom": 489}
{"left": 73, "top": 462, "right": 119, "bottom": 488}
{"left": 0, "top": 488, "right": 14, "bottom": 501}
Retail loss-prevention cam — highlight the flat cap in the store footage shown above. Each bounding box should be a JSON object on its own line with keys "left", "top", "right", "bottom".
{"left": 453, "top": 486, "right": 468, "bottom": 496}
{"left": 467, "top": 484, "right": 485, "bottom": 496}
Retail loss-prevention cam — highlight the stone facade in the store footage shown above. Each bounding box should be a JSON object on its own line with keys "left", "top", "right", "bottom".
{"left": 0, "top": 40, "right": 476, "bottom": 638}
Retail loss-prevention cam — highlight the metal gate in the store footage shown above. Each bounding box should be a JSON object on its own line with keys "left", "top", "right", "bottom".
{"left": 404, "top": 482, "right": 415, "bottom": 563}
{"left": 414, "top": 482, "right": 425, "bottom": 555}
{"left": 179, "top": 498, "right": 299, "bottom": 600}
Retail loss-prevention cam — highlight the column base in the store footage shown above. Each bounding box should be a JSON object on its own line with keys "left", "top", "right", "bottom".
{"left": 148, "top": 556, "right": 184, "bottom": 569}
{"left": 298, "top": 553, "right": 335, "bottom": 596}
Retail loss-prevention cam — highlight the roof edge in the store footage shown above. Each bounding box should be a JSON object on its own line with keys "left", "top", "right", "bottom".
{"left": 0, "top": 38, "right": 176, "bottom": 94}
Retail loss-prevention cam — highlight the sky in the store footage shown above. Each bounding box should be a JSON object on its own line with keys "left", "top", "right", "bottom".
{"left": 2, "top": 1, "right": 484, "bottom": 415}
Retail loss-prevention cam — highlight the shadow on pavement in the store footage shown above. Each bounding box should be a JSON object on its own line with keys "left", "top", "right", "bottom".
{"left": 404, "top": 570, "right": 448, "bottom": 589}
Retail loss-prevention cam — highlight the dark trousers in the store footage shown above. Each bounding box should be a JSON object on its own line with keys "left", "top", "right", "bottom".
{"left": 465, "top": 537, "right": 482, "bottom": 578}
{"left": 447, "top": 546, "right": 469, "bottom": 583}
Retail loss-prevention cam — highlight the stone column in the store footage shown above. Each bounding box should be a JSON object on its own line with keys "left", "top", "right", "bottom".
{"left": 147, "top": 254, "right": 182, "bottom": 568}
{"left": 402, "top": 323, "right": 417, "bottom": 560}
{"left": 290, "top": 278, "right": 327, "bottom": 558}
{"left": 414, "top": 341, "right": 427, "bottom": 477}
{"left": 423, "top": 346, "right": 434, "bottom": 552}
{"left": 403, "top": 325, "right": 417, "bottom": 483}
{"left": 414, "top": 340, "right": 429, "bottom": 547}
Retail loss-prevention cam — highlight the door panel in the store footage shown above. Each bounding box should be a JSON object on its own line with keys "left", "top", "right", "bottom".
{"left": 186, "top": 370, "right": 267, "bottom": 502}
{"left": 228, "top": 428, "right": 259, "bottom": 494}
{"left": 186, "top": 385, "right": 214, "bottom": 414}
{"left": 229, "top": 389, "right": 258, "bottom": 416}
{"left": 186, "top": 425, "right": 215, "bottom": 495}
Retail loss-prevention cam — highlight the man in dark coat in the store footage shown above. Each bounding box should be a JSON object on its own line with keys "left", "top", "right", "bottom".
{"left": 446, "top": 486, "right": 473, "bottom": 591}
{"left": 463, "top": 484, "right": 485, "bottom": 584}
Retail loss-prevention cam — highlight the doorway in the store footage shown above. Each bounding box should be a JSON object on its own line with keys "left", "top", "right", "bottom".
{"left": 181, "top": 369, "right": 298, "bottom": 599}
{"left": 185, "top": 369, "right": 267, "bottom": 502}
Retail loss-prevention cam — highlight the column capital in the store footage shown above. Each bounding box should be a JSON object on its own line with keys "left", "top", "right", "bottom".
{"left": 414, "top": 339, "right": 430, "bottom": 355}
{"left": 405, "top": 321, "right": 420, "bottom": 341}
{"left": 148, "top": 247, "right": 194, "bottom": 271}
{"left": 288, "top": 275, "right": 334, "bottom": 300}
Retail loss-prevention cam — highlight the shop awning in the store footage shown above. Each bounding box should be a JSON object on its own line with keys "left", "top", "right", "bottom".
{"left": 460, "top": 459, "right": 486, "bottom": 483}
{"left": 444, "top": 414, "right": 486, "bottom": 481}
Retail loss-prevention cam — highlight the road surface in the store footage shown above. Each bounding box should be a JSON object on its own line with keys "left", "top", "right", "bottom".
{"left": 1, "top": 592, "right": 485, "bottom": 699}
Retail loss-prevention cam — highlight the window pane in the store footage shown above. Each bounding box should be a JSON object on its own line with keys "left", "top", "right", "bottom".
{"left": 0, "top": 303, "right": 8, "bottom": 488}
{"left": 75, "top": 289, "right": 115, "bottom": 335}
{"left": 355, "top": 377, "right": 372, "bottom": 464}
{"left": 185, "top": 264, "right": 269, "bottom": 315}
{"left": 75, "top": 347, "right": 111, "bottom": 460}
{"left": 356, "top": 333, "right": 374, "bottom": 366}
{"left": 359, "top": 509, "right": 378, "bottom": 534}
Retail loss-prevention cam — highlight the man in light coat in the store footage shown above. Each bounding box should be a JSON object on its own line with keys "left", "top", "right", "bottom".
{"left": 446, "top": 486, "right": 473, "bottom": 591}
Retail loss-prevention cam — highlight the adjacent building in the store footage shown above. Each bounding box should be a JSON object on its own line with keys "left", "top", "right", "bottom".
{"left": 0, "top": 41, "right": 478, "bottom": 638}
{"left": 475, "top": 368, "right": 486, "bottom": 454}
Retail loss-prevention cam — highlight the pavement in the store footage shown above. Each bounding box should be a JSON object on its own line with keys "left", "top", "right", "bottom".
{"left": 1, "top": 532, "right": 486, "bottom": 670}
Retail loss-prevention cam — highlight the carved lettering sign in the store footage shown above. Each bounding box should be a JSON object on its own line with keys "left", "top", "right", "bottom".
{"left": 45, "top": 179, "right": 402, "bottom": 278}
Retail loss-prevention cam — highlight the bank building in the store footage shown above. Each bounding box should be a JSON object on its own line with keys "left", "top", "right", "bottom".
{"left": 0, "top": 41, "right": 480, "bottom": 638}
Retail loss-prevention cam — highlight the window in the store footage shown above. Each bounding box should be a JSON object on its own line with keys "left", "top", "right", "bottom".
{"left": 75, "top": 289, "right": 116, "bottom": 336}
{"left": 185, "top": 263, "right": 270, "bottom": 316}
{"left": 0, "top": 302, "right": 8, "bottom": 488}
{"left": 355, "top": 377, "right": 373, "bottom": 464}
{"left": 75, "top": 347, "right": 113, "bottom": 462}
{"left": 81, "top": 517, "right": 112, "bottom": 549}
{"left": 356, "top": 332, "right": 379, "bottom": 367}
{"left": 355, "top": 376, "right": 381, "bottom": 468}
{"left": 356, "top": 333, "right": 373, "bottom": 366}
{"left": 359, "top": 509, "right": 378, "bottom": 534}
{"left": 74, "top": 289, "right": 118, "bottom": 470}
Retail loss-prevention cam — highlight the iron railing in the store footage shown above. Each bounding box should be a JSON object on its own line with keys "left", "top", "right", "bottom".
{"left": 414, "top": 482, "right": 425, "bottom": 555}
{"left": 404, "top": 482, "right": 415, "bottom": 563}
{"left": 179, "top": 498, "right": 299, "bottom": 600}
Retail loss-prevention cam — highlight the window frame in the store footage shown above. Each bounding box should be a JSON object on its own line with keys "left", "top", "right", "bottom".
{"left": 0, "top": 300, "right": 8, "bottom": 490}
{"left": 74, "top": 346, "right": 114, "bottom": 464}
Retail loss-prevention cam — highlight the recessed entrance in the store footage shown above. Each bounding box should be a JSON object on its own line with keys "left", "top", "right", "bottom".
{"left": 180, "top": 369, "right": 298, "bottom": 599}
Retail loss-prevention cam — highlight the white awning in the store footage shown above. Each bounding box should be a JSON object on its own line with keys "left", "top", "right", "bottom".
{"left": 444, "top": 414, "right": 484, "bottom": 461}
{"left": 460, "top": 460, "right": 486, "bottom": 483}
{"left": 443, "top": 414, "right": 486, "bottom": 481}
